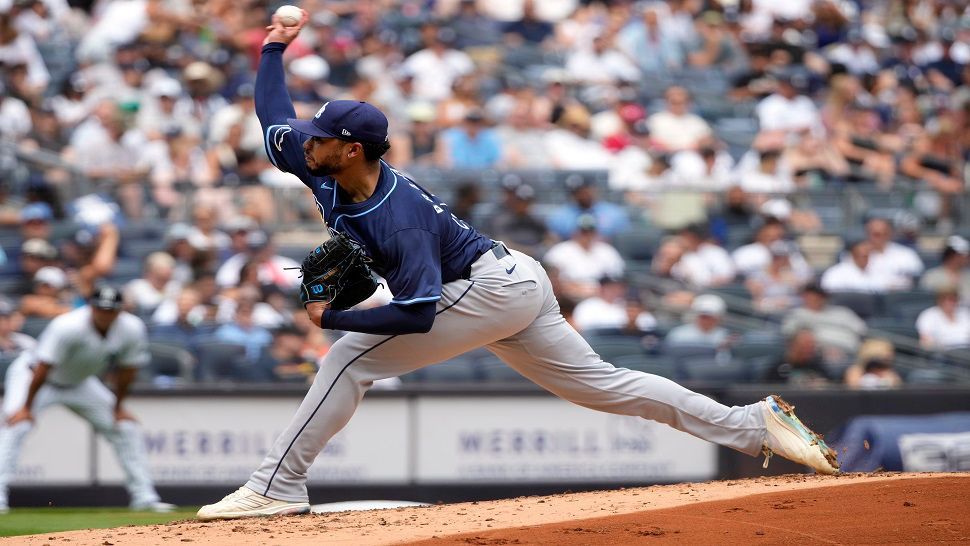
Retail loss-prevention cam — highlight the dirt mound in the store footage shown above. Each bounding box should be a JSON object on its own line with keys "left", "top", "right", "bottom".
{"left": 410, "top": 476, "right": 970, "bottom": 545}
{"left": 7, "top": 473, "right": 967, "bottom": 545}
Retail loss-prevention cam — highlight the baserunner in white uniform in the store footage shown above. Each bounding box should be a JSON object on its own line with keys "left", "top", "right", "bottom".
{"left": 198, "top": 11, "right": 839, "bottom": 520}
{"left": 0, "top": 287, "right": 174, "bottom": 513}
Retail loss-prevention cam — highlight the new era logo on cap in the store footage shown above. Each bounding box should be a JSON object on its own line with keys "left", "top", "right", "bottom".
{"left": 288, "top": 100, "right": 388, "bottom": 144}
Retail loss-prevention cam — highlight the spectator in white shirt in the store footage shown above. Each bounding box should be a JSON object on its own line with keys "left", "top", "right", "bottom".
{"left": 668, "top": 145, "right": 734, "bottom": 191}
{"left": 187, "top": 203, "right": 231, "bottom": 254}
{"left": 820, "top": 239, "right": 887, "bottom": 293}
{"left": 916, "top": 288, "right": 970, "bottom": 351}
{"left": 215, "top": 231, "right": 300, "bottom": 291}
{"left": 565, "top": 34, "right": 640, "bottom": 86}
{"left": 541, "top": 104, "right": 613, "bottom": 170}
{"left": 543, "top": 214, "right": 625, "bottom": 300}
{"left": 573, "top": 277, "right": 656, "bottom": 333}
{"left": 864, "top": 217, "right": 923, "bottom": 291}
{"left": 402, "top": 26, "right": 474, "bottom": 102}
{"left": 0, "top": 86, "right": 31, "bottom": 141}
{"left": 665, "top": 294, "right": 730, "bottom": 347}
{"left": 0, "top": 12, "right": 49, "bottom": 92}
{"left": 825, "top": 30, "right": 880, "bottom": 76}
{"left": 755, "top": 72, "right": 821, "bottom": 134}
{"left": 844, "top": 338, "right": 903, "bottom": 390}
{"left": 920, "top": 236, "right": 970, "bottom": 305}
{"left": 782, "top": 281, "right": 867, "bottom": 364}
{"left": 676, "top": 223, "right": 736, "bottom": 288}
{"left": 731, "top": 218, "right": 812, "bottom": 282}
{"left": 746, "top": 241, "right": 803, "bottom": 314}
{"left": 647, "top": 86, "right": 713, "bottom": 152}
{"left": 734, "top": 133, "right": 796, "bottom": 194}
{"left": 124, "top": 252, "right": 180, "bottom": 316}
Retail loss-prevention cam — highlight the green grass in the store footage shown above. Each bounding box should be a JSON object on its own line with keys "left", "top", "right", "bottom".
{"left": 0, "top": 507, "right": 198, "bottom": 537}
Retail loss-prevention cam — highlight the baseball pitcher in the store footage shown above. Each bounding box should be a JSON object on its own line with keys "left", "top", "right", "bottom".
{"left": 198, "top": 10, "right": 838, "bottom": 520}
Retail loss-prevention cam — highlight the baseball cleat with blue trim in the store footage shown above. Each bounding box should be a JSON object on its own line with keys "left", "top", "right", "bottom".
{"left": 762, "top": 395, "right": 839, "bottom": 475}
{"left": 197, "top": 486, "right": 310, "bottom": 520}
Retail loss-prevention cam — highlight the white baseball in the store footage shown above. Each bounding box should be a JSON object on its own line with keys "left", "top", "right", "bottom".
{"left": 275, "top": 5, "right": 302, "bottom": 27}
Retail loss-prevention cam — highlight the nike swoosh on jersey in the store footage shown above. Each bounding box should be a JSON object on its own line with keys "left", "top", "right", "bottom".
{"left": 505, "top": 264, "right": 516, "bottom": 275}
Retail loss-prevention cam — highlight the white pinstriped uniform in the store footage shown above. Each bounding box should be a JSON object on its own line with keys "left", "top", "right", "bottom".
{"left": 0, "top": 307, "right": 162, "bottom": 508}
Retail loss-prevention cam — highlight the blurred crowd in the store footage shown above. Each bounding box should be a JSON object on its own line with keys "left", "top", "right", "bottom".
{"left": 0, "top": 0, "right": 969, "bottom": 387}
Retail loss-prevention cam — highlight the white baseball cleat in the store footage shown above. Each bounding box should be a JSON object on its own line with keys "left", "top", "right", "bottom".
{"left": 130, "top": 500, "right": 178, "bottom": 512}
{"left": 761, "top": 395, "right": 840, "bottom": 475}
{"left": 197, "top": 486, "right": 310, "bottom": 520}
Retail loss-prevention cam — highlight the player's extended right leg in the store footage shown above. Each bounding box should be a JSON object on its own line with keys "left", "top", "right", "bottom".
{"left": 198, "top": 248, "right": 545, "bottom": 519}
{"left": 197, "top": 486, "right": 310, "bottom": 520}
{"left": 485, "top": 250, "right": 840, "bottom": 475}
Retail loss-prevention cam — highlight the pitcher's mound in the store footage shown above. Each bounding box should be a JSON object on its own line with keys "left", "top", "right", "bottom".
{"left": 11, "top": 472, "right": 970, "bottom": 545}
{"left": 410, "top": 474, "right": 970, "bottom": 545}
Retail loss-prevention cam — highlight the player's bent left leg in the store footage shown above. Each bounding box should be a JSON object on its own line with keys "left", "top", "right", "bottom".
{"left": 205, "top": 251, "right": 548, "bottom": 520}
{"left": 62, "top": 378, "right": 176, "bottom": 511}
{"left": 0, "top": 356, "right": 58, "bottom": 512}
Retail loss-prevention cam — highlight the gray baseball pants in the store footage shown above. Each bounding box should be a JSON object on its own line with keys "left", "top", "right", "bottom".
{"left": 247, "top": 247, "right": 767, "bottom": 502}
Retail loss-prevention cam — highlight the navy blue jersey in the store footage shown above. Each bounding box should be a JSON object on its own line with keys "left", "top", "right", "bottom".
{"left": 257, "top": 43, "right": 492, "bottom": 311}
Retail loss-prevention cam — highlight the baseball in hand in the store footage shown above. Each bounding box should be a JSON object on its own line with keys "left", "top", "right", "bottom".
{"left": 275, "top": 5, "right": 302, "bottom": 27}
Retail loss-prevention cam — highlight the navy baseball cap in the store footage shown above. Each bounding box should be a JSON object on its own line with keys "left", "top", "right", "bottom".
{"left": 89, "top": 285, "right": 124, "bottom": 311}
{"left": 288, "top": 100, "right": 388, "bottom": 144}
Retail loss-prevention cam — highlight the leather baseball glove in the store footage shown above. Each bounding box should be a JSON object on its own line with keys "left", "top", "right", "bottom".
{"left": 297, "top": 230, "right": 381, "bottom": 310}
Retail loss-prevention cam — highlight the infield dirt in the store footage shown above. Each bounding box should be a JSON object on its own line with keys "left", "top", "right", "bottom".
{"left": 6, "top": 472, "right": 968, "bottom": 545}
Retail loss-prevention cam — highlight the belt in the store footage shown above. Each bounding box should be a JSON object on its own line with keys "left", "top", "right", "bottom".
{"left": 460, "top": 241, "right": 510, "bottom": 280}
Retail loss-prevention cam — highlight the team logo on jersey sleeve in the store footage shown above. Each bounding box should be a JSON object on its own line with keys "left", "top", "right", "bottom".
{"left": 272, "top": 126, "right": 291, "bottom": 151}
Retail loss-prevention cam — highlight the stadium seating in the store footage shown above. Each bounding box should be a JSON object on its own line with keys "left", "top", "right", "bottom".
{"left": 121, "top": 240, "right": 164, "bottom": 261}
{"left": 677, "top": 357, "right": 749, "bottom": 383}
{"left": 588, "top": 337, "right": 648, "bottom": 363}
{"left": 145, "top": 342, "right": 196, "bottom": 383}
{"left": 20, "top": 317, "right": 51, "bottom": 339}
{"left": 866, "top": 317, "right": 919, "bottom": 341}
{"left": 195, "top": 342, "right": 250, "bottom": 382}
{"left": 827, "top": 292, "right": 882, "bottom": 319}
{"left": 0, "top": 354, "right": 16, "bottom": 378}
{"left": 612, "top": 230, "right": 663, "bottom": 263}
{"left": 882, "top": 291, "right": 936, "bottom": 321}
{"left": 731, "top": 340, "right": 784, "bottom": 362}
{"left": 662, "top": 343, "right": 718, "bottom": 362}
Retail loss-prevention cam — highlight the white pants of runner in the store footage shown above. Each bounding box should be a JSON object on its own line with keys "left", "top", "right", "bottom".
{"left": 0, "top": 357, "right": 161, "bottom": 507}
{"left": 247, "top": 247, "right": 767, "bottom": 502}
